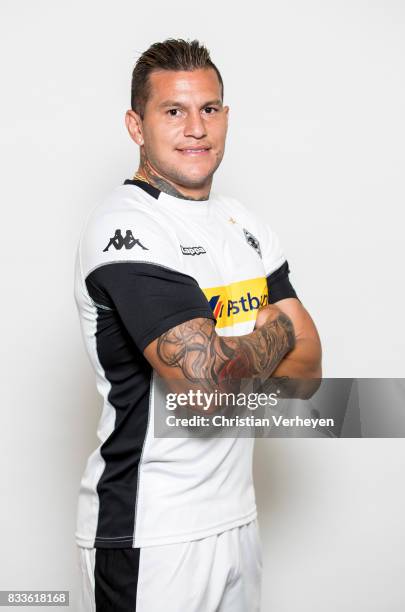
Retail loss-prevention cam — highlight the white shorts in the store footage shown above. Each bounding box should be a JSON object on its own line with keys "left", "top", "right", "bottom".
{"left": 77, "top": 518, "right": 263, "bottom": 611}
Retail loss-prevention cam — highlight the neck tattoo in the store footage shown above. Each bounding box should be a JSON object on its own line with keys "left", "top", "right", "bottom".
{"left": 132, "top": 160, "right": 210, "bottom": 202}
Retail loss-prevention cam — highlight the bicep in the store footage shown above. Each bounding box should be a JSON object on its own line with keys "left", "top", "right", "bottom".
{"left": 267, "top": 261, "right": 322, "bottom": 372}
{"left": 271, "top": 297, "right": 322, "bottom": 382}
{"left": 265, "top": 259, "right": 318, "bottom": 341}
{"left": 274, "top": 297, "right": 321, "bottom": 347}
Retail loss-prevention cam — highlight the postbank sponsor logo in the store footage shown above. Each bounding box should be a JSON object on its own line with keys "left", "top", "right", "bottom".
{"left": 203, "top": 277, "right": 268, "bottom": 329}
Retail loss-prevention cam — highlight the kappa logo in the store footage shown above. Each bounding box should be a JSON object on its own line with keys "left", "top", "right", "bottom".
{"left": 243, "top": 228, "right": 262, "bottom": 259}
{"left": 103, "top": 229, "right": 148, "bottom": 252}
{"left": 181, "top": 245, "right": 207, "bottom": 256}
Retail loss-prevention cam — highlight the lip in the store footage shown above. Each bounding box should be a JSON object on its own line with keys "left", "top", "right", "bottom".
{"left": 177, "top": 147, "right": 211, "bottom": 155}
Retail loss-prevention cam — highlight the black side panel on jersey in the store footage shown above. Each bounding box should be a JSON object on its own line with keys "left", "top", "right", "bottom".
{"left": 86, "top": 261, "right": 217, "bottom": 352}
{"left": 267, "top": 260, "right": 299, "bottom": 303}
{"left": 91, "top": 303, "right": 152, "bottom": 548}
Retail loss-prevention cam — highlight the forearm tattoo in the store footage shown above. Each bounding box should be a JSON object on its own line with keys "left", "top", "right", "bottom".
{"left": 157, "top": 313, "right": 295, "bottom": 392}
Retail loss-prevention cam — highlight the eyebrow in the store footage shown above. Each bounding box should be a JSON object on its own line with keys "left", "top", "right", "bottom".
{"left": 158, "top": 99, "right": 223, "bottom": 109}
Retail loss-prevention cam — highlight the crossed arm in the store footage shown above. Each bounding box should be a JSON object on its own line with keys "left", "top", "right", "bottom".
{"left": 143, "top": 297, "right": 322, "bottom": 402}
{"left": 265, "top": 298, "right": 322, "bottom": 377}
{"left": 262, "top": 297, "right": 322, "bottom": 397}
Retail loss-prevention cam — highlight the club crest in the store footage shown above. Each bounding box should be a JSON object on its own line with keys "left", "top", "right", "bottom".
{"left": 243, "top": 228, "right": 262, "bottom": 259}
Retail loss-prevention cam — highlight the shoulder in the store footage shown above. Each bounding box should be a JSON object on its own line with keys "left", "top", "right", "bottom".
{"left": 78, "top": 185, "right": 182, "bottom": 278}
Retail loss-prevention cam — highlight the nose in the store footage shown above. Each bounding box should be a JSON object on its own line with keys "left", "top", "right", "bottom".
{"left": 183, "top": 109, "right": 207, "bottom": 139}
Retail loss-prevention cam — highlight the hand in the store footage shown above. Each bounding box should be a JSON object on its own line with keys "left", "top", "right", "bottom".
{"left": 254, "top": 303, "right": 297, "bottom": 373}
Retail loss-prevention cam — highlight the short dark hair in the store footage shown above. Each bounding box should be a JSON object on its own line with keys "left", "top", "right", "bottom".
{"left": 131, "top": 38, "right": 224, "bottom": 119}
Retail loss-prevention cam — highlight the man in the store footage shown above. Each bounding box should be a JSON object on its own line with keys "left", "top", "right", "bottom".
{"left": 75, "top": 38, "right": 321, "bottom": 611}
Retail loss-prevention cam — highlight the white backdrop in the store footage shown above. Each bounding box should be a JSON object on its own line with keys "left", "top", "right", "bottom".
{"left": 1, "top": 0, "right": 404, "bottom": 610}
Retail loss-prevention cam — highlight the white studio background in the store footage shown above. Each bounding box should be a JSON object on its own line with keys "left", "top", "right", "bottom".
{"left": 1, "top": 1, "right": 404, "bottom": 610}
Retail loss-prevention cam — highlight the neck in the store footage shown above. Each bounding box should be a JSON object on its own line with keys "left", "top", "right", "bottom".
{"left": 134, "top": 150, "right": 211, "bottom": 201}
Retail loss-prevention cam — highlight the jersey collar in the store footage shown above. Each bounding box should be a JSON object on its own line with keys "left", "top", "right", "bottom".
{"left": 123, "top": 179, "right": 161, "bottom": 199}
{"left": 123, "top": 179, "right": 212, "bottom": 214}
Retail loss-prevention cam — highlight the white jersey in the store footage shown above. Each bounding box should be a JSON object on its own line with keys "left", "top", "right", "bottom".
{"left": 74, "top": 179, "right": 297, "bottom": 549}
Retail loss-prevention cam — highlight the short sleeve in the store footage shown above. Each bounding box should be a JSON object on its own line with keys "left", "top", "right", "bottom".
{"left": 86, "top": 263, "right": 216, "bottom": 352}
{"left": 79, "top": 206, "right": 216, "bottom": 352}
{"left": 266, "top": 260, "right": 298, "bottom": 304}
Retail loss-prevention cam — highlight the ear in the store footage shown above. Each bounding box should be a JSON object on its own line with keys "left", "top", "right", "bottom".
{"left": 223, "top": 105, "right": 230, "bottom": 131}
{"left": 125, "top": 110, "right": 144, "bottom": 146}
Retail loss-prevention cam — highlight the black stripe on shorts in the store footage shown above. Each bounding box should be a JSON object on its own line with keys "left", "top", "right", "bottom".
{"left": 95, "top": 548, "right": 140, "bottom": 611}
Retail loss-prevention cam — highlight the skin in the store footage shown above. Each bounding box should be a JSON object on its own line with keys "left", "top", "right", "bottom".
{"left": 144, "top": 305, "right": 297, "bottom": 412}
{"left": 125, "top": 68, "right": 228, "bottom": 200}
{"left": 125, "top": 66, "right": 322, "bottom": 402}
{"left": 156, "top": 309, "right": 294, "bottom": 390}
{"left": 256, "top": 299, "right": 322, "bottom": 398}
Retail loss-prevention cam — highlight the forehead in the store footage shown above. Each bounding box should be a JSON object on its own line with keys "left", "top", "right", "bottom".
{"left": 146, "top": 68, "right": 222, "bottom": 106}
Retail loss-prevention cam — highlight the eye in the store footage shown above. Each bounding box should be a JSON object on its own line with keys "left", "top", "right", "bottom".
{"left": 203, "top": 106, "right": 219, "bottom": 114}
{"left": 167, "top": 108, "right": 181, "bottom": 116}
